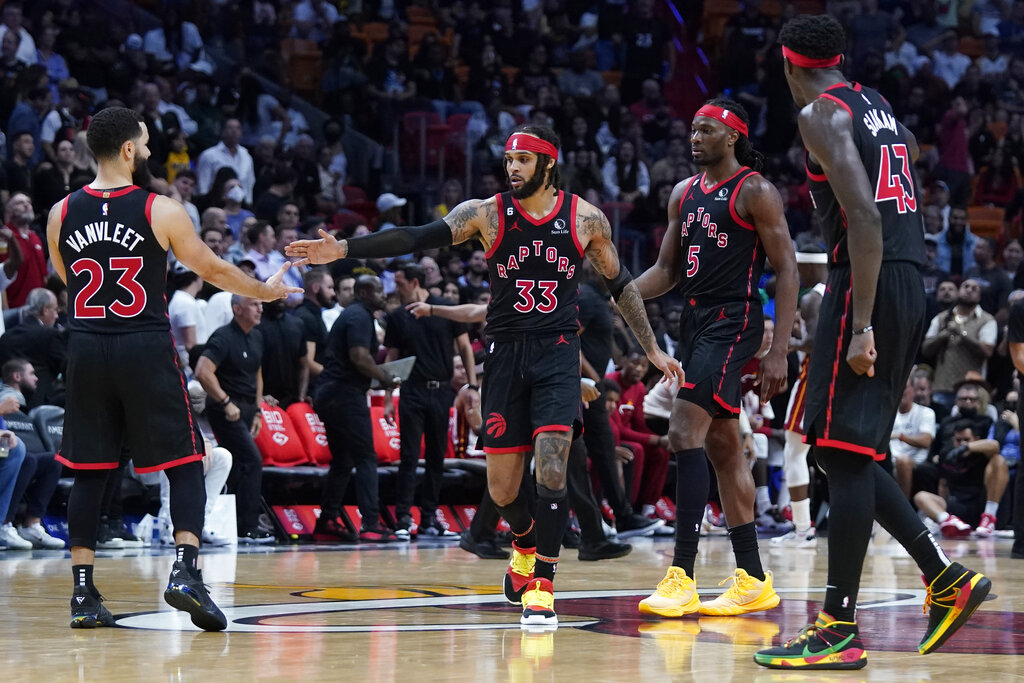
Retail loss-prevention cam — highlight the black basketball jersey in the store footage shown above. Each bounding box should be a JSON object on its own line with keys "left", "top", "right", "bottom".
{"left": 677, "top": 167, "right": 766, "bottom": 303}
{"left": 485, "top": 191, "right": 584, "bottom": 339}
{"left": 58, "top": 185, "right": 171, "bottom": 334}
{"left": 805, "top": 83, "right": 925, "bottom": 267}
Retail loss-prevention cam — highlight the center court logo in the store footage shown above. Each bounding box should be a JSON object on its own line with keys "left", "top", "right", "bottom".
{"left": 486, "top": 412, "right": 507, "bottom": 438}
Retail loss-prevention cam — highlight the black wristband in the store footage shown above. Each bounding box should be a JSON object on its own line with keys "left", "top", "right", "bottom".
{"left": 603, "top": 266, "right": 633, "bottom": 300}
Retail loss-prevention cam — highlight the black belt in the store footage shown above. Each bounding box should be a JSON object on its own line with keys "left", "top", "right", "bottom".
{"left": 407, "top": 380, "right": 444, "bottom": 389}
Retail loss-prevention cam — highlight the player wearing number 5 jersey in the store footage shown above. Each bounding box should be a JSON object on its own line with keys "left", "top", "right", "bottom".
{"left": 632, "top": 98, "right": 798, "bottom": 620}
{"left": 754, "top": 16, "right": 989, "bottom": 670}
{"left": 46, "top": 107, "right": 300, "bottom": 633}
{"left": 287, "top": 124, "right": 683, "bottom": 627}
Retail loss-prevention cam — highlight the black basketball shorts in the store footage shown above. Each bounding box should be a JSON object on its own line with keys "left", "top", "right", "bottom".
{"left": 480, "top": 333, "right": 582, "bottom": 454}
{"left": 675, "top": 300, "right": 765, "bottom": 419}
{"left": 56, "top": 330, "right": 204, "bottom": 473}
{"left": 803, "top": 262, "right": 925, "bottom": 460}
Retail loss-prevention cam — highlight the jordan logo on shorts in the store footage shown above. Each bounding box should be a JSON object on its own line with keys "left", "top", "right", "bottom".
{"left": 556, "top": 335, "right": 569, "bottom": 345}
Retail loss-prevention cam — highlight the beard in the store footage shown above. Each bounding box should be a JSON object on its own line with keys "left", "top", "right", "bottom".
{"left": 131, "top": 151, "right": 152, "bottom": 188}
{"left": 509, "top": 166, "right": 547, "bottom": 199}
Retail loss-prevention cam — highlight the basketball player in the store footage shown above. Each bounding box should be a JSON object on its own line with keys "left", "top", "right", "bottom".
{"left": 47, "top": 107, "right": 300, "bottom": 631}
{"left": 771, "top": 249, "right": 827, "bottom": 548}
{"left": 632, "top": 98, "right": 799, "bottom": 618}
{"left": 755, "top": 16, "right": 990, "bottom": 669}
{"left": 288, "top": 125, "right": 683, "bottom": 627}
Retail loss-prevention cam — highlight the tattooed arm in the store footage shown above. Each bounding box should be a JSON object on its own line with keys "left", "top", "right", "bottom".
{"left": 578, "top": 201, "right": 685, "bottom": 384}
{"left": 286, "top": 198, "right": 500, "bottom": 263}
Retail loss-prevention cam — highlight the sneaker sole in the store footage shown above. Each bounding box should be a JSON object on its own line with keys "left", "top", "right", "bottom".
{"left": 918, "top": 574, "right": 992, "bottom": 654}
{"left": 164, "top": 587, "right": 228, "bottom": 632}
{"left": 638, "top": 599, "right": 700, "bottom": 618}
{"left": 520, "top": 612, "right": 558, "bottom": 626}
{"left": 753, "top": 649, "right": 868, "bottom": 670}
{"left": 699, "top": 592, "right": 781, "bottom": 616}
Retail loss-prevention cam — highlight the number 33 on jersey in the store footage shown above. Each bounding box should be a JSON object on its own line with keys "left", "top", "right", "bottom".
{"left": 57, "top": 186, "right": 174, "bottom": 333}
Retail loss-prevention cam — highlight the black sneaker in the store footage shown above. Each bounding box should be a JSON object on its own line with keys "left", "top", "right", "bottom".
{"left": 313, "top": 516, "right": 357, "bottom": 543}
{"left": 393, "top": 514, "right": 416, "bottom": 541}
{"left": 578, "top": 540, "right": 632, "bottom": 561}
{"left": 562, "top": 527, "right": 582, "bottom": 549}
{"left": 459, "top": 530, "right": 510, "bottom": 559}
{"left": 1012, "top": 543, "right": 1024, "bottom": 559}
{"left": 70, "top": 587, "right": 116, "bottom": 629}
{"left": 754, "top": 612, "right": 866, "bottom": 670}
{"left": 164, "top": 561, "right": 228, "bottom": 631}
{"left": 419, "top": 516, "right": 458, "bottom": 538}
{"left": 109, "top": 517, "right": 144, "bottom": 548}
{"left": 96, "top": 516, "right": 125, "bottom": 550}
{"left": 616, "top": 513, "right": 665, "bottom": 539}
{"left": 238, "top": 529, "right": 276, "bottom": 545}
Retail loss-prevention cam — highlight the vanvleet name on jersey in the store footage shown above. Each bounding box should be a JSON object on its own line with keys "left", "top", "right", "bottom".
{"left": 64, "top": 221, "right": 147, "bottom": 254}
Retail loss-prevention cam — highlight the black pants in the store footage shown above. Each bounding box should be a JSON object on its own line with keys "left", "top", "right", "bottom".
{"left": 582, "top": 397, "right": 632, "bottom": 518}
{"left": 6, "top": 451, "right": 61, "bottom": 523}
{"left": 207, "top": 401, "right": 263, "bottom": 534}
{"left": 567, "top": 438, "right": 604, "bottom": 545}
{"left": 316, "top": 384, "right": 380, "bottom": 521}
{"left": 395, "top": 383, "right": 454, "bottom": 519}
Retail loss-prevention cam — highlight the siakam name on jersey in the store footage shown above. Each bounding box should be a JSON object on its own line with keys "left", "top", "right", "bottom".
{"left": 64, "top": 221, "right": 146, "bottom": 253}
{"left": 495, "top": 240, "right": 575, "bottom": 279}
{"left": 863, "top": 108, "right": 898, "bottom": 138}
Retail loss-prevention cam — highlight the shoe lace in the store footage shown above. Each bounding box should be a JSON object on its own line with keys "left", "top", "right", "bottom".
{"left": 717, "top": 570, "right": 756, "bottom": 599}
{"left": 524, "top": 581, "right": 554, "bottom": 610}
{"left": 783, "top": 624, "right": 819, "bottom": 648}
{"left": 656, "top": 571, "right": 692, "bottom": 596}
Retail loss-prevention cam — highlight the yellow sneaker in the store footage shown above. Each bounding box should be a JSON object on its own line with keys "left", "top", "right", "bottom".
{"left": 503, "top": 544, "right": 536, "bottom": 605}
{"left": 638, "top": 566, "right": 701, "bottom": 617}
{"left": 520, "top": 578, "right": 557, "bottom": 627}
{"left": 699, "top": 568, "right": 780, "bottom": 616}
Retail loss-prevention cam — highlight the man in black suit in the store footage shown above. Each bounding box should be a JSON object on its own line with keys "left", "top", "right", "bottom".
{"left": 0, "top": 287, "right": 66, "bottom": 407}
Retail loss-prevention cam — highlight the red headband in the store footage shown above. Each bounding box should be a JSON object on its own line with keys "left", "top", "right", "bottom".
{"left": 694, "top": 105, "right": 749, "bottom": 137}
{"left": 505, "top": 133, "right": 559, "bottom": 160}
{"left": 782, "top": 46, "right": 842, "bottom": 69}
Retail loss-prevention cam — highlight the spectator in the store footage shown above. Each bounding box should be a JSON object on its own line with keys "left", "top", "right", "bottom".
{"left": 7, "top": 86, "right": 51, "bottom": 166}
{"left": 313, "top": 275, "right": 399, "bottom": 543}
{"left": 934, "top": 205, "right": 978, "bottom": 276}
{"left": 143, "top": 8, "right": 211, "bottom": 74}
{"left": 172, "top": 170, "right": 202, "bottom": 232}
{"left": 514, "top": 43, "right": 558, "bottom": 111}
{"left": 39, "top": 80, "right": 89, "bottom": 167}
{"left": 292, "top": 0, "right": 342, "bottom": 44}
{"left": 933, "top": 30, "right": 972, "bottom": 89}
{"left": 200, "top": 225, "right": 225, "bottom": 259}
{"left": 936, "top": 98, "right": 973, "bottom": 205}
{"left": 563, "top": 149, "right": 605, "bottom": 206}
{"left": 973, "top": 148, "right": 1018, "bottom": 207}
{"left": 256, "top": 298, "right": 307, "bottom": 407}
{"left": 890, "top": 379, "right": 937, "bottom": 499}
{"left": 295, "top": 267, "right": 334, "bottom": 390}
{"left": 0, "top": 1, "right": 35, "bottom": 66}
{"left": 196, "top": 119, "right": 255, "bottom": 201}
{"left": 195, "top": 295, "right": 275, "bottom": 544}
{"left": 0, "top": 31, "right": 25, "bottom": 128}
{"left": 0, "top": 422, "right": 27, "bottom": 550}
{"left": 1003, "top": 239, "right": 1023, "bottom": 280}
{"left": 992, "top": 390, "right": 1021, "bottom": 470}
{"left": 35, "top": 24, "right": 67, "bottom": 91}
{"left": 922, "top": 279, "right": 997, "bottom": 409}
{"left": 914, "top": 420, "right": 1007, "bottom": 537}
{"left": 921, "top": 234, "right": 949, "bottom": 300}
{"left": 168, "top": 267, "right": 206, "bottom": 374}
{"left": 602, "top": 139, "right": 650, "bottom": 204}
{"left": 965, "top": 237, "right": 1013, "bottom": 318}
{"left": 558, "top": 49, "right": 605, "bottom": 98}
{"left": 32, "top": 138, "right": 89, "bottom": 218}
{"left": 157, "top": 436, "right": 233, "bottom": 547}
{"left": 620, "top": 0, "right": 674, "bottom": 104}
{"left": 3, "top": 132, "right": 35, "bottom": 197}
{"left": 457, "top": 248, "right": 489, "bottom": 299}
{"left": 977, "top": 32, "right": 1008, "bottom": 78}
{"left": 912, "top": 368, "right": 950, "bottom": 424}
{"left": 253, "top": 165, "right": 296, "bottom": 223}
{"left": 163, "top": 127, "right": 191, "bottom": 183}
{"left": 365, "top": 36, "right": 416, "bottom": 138}
{"left": 243, "top": 220, "right": 286, "bottom": 282}
{"left": 0, "top": 288, "right": 65, "bottom": 408}
{"left": 220, "top": 177, "right": 253, "bottom": 240}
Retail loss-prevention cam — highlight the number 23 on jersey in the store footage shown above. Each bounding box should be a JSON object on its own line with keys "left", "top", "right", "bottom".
{"left": 71, "top": 257, "right": 147, "bottom": 319}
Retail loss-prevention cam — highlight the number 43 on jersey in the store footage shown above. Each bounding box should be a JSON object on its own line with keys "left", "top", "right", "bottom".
{"left": 875, "top": 143, "right": 916, "bottom": 214}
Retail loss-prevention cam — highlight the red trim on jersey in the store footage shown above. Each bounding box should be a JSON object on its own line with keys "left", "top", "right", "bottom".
{"left": 814, "top": 438, "right": 883, "bottom": 460}
{"left": 83, "top": 185, "right": 139, "bottom": 198}
{"left": 824, "top": 277, "right": 852, "bottom": 439}
{"left": 485, "top": 193, "right": 506, "bottom": 259}
{"left": 819, "top": 93, "right": 853, "bottom": 117}
{"left": 677, "top": 175, "right": 700, "bottom": 215}
{"left": 716, "top": 237, "right": 760, "bottom": 396}
{"left": 483, "top": 445, "right": 532, "bottom": 454}
{"left": 54, "top": 454, "right": 119, "bottom": 470}
{"left": 134, "top": 453, "right": 206, "bottom": 473}
{"left": 805, "top": 162, "right": 827, "bottom": 183}
{"left": 569, "top": 194, "right": 584, "bottom": 257}
{"left": 144, "top": 192, "right": 156, "bottom": 225}
{"left": 533, "top": 424, "right": 571, "bottom": 439}
{"left": 728, "top": 171, "right": 757, "bottom": 231}
{"left": 511, "top": 190, "right": 565, "bottom": 226}
{"left": 713, "top": 393, "right": 741, "bottom": 414}
{"left": 682, "top": 381, "right": 696, "bottom": 389}
{"left": 784, "top": 358, "right": 810, "bottom": 432}
{"left": 168, "top": 331, "right": 200, "bottom": 455}
{"left": 58, "top": 196, "right": 70, "bottom": 223}
{"left": 699, "top": 166, "right": 747, "bottom": 195}
{"left": 852, "top": 82, "right": 863, "bottom": 92}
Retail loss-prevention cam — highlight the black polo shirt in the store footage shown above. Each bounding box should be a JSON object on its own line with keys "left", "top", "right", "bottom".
{"left": 257, "top": 313, "right": 306, "bottom": 406}
{"left": 320, "top": 300, "right": 378, "bottom": 392}
{"left": 384, "top": 294, "right": 467, "bottom": 383}
{"left": 294, "top": 297, "right": 327, "bottom": 366}
{"left": 202, "top": 319, "right": 264, "bottom": 406}
{"left": 578, "top": 281, "right": 613, "bottom": 378}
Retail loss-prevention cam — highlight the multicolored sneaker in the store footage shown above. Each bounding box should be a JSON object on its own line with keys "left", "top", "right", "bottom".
{"left": 520, "top": 578, "right": 556, "bottom": 627}
{"left": 503, "top": 543, "right": 536, "bottom": 605}
{"left": 69, "top": 587, "right": 116, "bottom": 629}
{"left": 918, "top": 562, "right": 991, "bottom": 654}
{"left": 638, "top": 566, "right": 700, "bottom": 617}
{"left": 699, "top": 568, "right": 780, "bottom": 616}
{"left": 164, "top": 560, "right": 228, "bottom": 631}
{"left": 753, "top": 611, "right": 866, "bottom": 670}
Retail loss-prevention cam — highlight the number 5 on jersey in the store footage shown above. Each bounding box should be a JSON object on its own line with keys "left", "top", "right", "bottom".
{"left": 71, "top": 257, "right": 147, "bottom": 319}
{"left": 514, "top": 279, "right": 558, "bottom": 313}
{"left": 875, "top": 143, "right": 916, "bottom": 214}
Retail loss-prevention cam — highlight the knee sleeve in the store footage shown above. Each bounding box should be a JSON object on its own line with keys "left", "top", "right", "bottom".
{"left": 784, "top": 431, "right": 811, "bottom": 488}
{"left": 68, "top": 470, "right": 110, "bottom": 549}
{"left": 164, "top": 461, "right": 206, "bottom": 538}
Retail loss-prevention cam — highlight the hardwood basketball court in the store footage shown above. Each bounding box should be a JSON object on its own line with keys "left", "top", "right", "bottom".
{"left": 3, "top": 535, "right": 1022, "bottom": 681}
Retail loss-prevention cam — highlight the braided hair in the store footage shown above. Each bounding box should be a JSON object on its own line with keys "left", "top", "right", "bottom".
{"left": 704, "top": 97, "right": 765, "bottom": 173}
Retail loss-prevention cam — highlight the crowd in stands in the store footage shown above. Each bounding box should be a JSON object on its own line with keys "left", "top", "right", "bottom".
{"left": 0, "top": 0, "right": 1021, "bottom": 551}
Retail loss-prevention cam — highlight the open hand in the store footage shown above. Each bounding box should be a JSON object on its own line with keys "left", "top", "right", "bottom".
{"left": 285, "top": 228, "right": 347, "bottom": 265}
{"left": 263, "top": 262, "right": 304, "bottom": 301}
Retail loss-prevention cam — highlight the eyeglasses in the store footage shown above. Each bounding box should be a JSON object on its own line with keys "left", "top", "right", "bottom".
{"left": 956, "top": 395, "right": 979, "bottom": 402}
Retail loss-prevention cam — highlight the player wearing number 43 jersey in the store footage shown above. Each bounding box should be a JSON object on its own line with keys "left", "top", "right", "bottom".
{"left": 287, "top": 124, "right": 683, "bottom": 628}
{"left": 632, "top": 98, "right": 798, "bottom": 620}
{"left": 754, "top": 15, "right": 990, "bottom": 671}
{"left": 46, "top": 107, "right": 299, "bottom": 633}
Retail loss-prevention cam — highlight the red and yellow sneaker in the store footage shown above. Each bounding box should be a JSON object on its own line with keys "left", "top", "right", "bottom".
{"left": 520, "top": 578, "right": 556, "bottom": 627}
{"left": 503, "top": 543, "right": 536, "bottom": 605}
